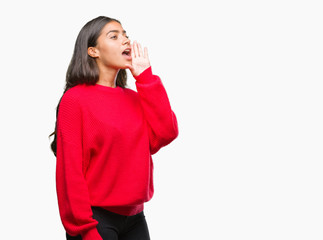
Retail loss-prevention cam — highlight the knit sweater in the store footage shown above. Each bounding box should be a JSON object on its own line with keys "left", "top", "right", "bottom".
{"left": 56, "top": 67, "right": 178, "bottom": 240}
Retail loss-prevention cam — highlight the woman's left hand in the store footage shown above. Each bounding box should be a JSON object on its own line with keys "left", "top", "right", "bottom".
{"left": 125, "top": 41, "right": 151, "bottom": 77}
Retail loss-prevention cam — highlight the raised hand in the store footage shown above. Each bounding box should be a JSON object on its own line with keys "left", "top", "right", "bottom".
{"left": 125, "top": 41, "right": 151, "bottom": 77}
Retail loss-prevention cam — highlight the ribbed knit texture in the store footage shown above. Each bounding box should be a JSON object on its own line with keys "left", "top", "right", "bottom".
{"left": 56, "top": 67, "right": 178, "bottom": 240}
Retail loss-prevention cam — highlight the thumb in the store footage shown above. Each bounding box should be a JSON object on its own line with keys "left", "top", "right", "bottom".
{"left": 125, "top": 64, "right": 134, "bottom": 72}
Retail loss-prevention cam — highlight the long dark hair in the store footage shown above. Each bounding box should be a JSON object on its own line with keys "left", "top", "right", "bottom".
{"left": 49, "top": 16, "right": 127, "bottom": 156}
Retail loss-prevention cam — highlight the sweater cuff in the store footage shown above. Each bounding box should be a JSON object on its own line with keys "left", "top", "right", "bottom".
{"left": 81, "top": 227, "right": 102, "bottom": 240}
{"left": 134, "top": 66, "right": 155, "bottom": 84}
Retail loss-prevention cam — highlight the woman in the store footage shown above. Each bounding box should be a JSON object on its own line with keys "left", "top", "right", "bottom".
{"left": 50, "top": 16, "right": 178, "bottom": 240}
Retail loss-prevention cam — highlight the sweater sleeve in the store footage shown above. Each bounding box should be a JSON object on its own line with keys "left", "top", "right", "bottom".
{"left": 135, "top": 66, "right": 179, "bottom": 155}
{"left": 56, "top": 92, "right": 102, "bottom": 240}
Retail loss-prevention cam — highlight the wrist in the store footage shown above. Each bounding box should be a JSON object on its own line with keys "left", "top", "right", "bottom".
{"left": 81, "top": 228, "right": 102, "bottom": 240}
{"left": 134, "top": 66, "right": 153, "bottom": 83}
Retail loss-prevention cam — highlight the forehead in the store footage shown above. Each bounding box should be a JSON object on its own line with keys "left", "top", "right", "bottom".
{"left": 102, "top": 21, "right": 124, "bottom": 32}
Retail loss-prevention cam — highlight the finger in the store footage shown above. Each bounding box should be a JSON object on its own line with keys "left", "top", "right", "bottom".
{"left": 130, "top": 43, "right": 135, "bottom": 58}
{"left": 138, "top": 43, "right": 143, "bottom": 57}
{"left": 133, "top": 41, "right": 139, "bottom": 58}
{"left": 125, "top": 64, "right": 134, "bottom": 71}
{"left": 144, "top": 47, "right": 149, "bottom": 59}
{"left": 135, "top": 41, "right": 141, "bottom": 57}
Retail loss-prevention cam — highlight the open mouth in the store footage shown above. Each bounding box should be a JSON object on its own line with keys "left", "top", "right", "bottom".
{"left": 122, "top": 48, "right": 132, "bottom": 61}
{"left": 122, "top": 48, "right": 131, "bottom": 56}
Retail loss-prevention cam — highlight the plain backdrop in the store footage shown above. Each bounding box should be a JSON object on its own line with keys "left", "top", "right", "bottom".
{"left": 0, "top": 0, "right": 322, "bottom": 239}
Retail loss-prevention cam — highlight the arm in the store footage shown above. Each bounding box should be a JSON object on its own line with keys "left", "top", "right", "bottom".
{"left": 126, "top": 41, "right": 178, "bottom": 154}
{"left": 134, "top": 67, "right": 179, "bottom": 154}
{"left": 56, "top": 93, "right": 102, "bottom": 240}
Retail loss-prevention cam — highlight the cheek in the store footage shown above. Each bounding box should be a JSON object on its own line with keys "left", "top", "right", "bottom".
{"left": 101, "top": 44, "right": 120, "bottom": 59}
{"left": 104, "top": 43, "right": 118, "bottom": 56}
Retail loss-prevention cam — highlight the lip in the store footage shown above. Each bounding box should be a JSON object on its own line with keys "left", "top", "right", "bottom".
{"left": 123, "top": 47, "right": 131, "bottom": 53}
{"left": 122, "top": 47, "right": 132, "bottom": 61}
{"left": 123, "top": 54, "right": 132, "bottom": 61}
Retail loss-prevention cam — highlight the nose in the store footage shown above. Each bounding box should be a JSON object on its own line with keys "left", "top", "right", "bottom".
{"left": 123, "top": 36, "right": 130, "bottom": 45}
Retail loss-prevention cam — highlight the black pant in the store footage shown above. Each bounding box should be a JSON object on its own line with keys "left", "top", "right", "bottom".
{"left": 66, "top": 207, "right": 150, "bottom": 240}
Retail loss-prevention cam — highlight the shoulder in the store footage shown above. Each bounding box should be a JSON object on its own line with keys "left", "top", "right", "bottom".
{"left": 123, "top": 87, "right": 142, "bottom": 104}
{"left": 123, "top": 87, "right": 139, "bottom": 98}
{"left": 60, "top": 85, "right": 87, "bottom": 108}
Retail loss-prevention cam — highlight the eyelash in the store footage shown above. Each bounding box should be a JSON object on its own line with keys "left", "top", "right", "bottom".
{"left": 111, "top": 35, "right": 130, "bottom": 39}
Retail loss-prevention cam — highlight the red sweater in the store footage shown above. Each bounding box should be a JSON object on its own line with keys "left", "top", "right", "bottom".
{"left": 56, "top": 67, "right": 178, "bottom": 240}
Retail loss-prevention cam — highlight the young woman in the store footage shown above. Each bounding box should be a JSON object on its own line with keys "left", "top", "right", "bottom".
{"left": 50, "top": 16, "right": 178, "bottom": 240}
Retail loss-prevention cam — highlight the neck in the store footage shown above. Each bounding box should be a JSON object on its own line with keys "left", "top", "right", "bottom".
{"left": 96, "top": 65, "right": 119, "bottom": 88}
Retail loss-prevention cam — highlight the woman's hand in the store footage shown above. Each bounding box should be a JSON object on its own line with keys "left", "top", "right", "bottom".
{"left": 125, "top": 41, "right": 151, "bottom": 77}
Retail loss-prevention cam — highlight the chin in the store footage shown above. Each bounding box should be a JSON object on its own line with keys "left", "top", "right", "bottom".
{"left": 117, "top": 60, "right": 131, "bottom": 70}
{"left": 110, "top": 64, "right": 127, "bottom": 70}
{"left": 116, "top": 66, "right": 126, "bottom": 70}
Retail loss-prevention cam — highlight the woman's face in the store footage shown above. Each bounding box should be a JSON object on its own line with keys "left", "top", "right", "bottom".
{"left": 89, "top": 21, "right": 132, "bottom": 70}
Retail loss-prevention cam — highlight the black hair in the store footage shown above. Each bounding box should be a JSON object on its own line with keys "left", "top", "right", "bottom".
{"left": 49, "top": 16, "right": 127, "bottom": 156}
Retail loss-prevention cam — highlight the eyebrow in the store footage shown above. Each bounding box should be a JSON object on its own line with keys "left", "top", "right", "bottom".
{"left": 107, "top": 30, "right": 127, "bottom": 35}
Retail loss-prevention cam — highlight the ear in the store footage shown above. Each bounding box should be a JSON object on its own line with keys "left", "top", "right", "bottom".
{"left": 88, "top": 47, "right": 99, "bottom": 58}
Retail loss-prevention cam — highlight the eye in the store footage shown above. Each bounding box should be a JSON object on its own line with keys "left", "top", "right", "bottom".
{"left": 111, "top": 35, "right": 117, "bottom": 39}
